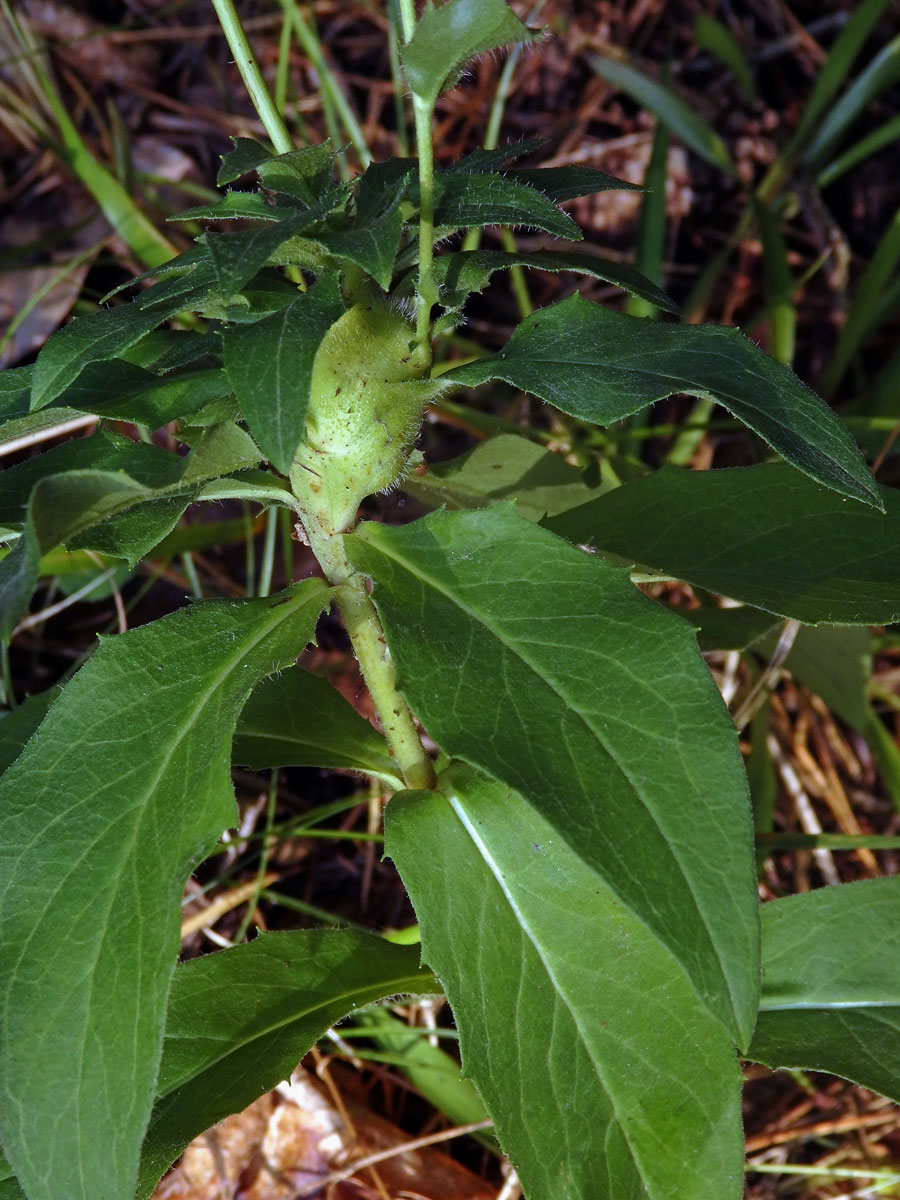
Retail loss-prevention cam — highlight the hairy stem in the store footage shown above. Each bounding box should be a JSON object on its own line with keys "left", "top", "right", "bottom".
{"left": 302, "top": 513, "right": 436, "bottom": 792}
{"left": 396, "top": 0, "right": 417, "bottom": 42}
{"left": 211, "top": 0, "right": 294, "bottom": 154}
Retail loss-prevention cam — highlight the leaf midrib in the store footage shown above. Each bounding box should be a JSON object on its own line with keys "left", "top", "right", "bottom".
{"left": 444, "top": 790, "right": 643, "bottom": 1181}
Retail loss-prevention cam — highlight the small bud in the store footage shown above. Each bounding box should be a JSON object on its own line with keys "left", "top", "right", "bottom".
{"left": 292, "top": 298, "right": 439, "bottom": 533}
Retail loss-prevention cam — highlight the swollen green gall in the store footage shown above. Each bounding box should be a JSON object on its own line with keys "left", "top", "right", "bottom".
{"left": 291, "top": 296, "right": 440, "bottom": 534}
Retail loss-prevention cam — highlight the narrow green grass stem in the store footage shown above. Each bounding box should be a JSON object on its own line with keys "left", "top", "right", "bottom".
{"left": 211, "top": 0, "right": 294, "bottom": 154}
{"left": 280, "top": 0, "right": 372, "bottom": 168}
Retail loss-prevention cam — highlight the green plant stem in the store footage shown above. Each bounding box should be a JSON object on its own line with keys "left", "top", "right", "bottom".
{"left": 211, "top": 0, "right": 294, "bottom": 154}
{"left": 301, "top": 512, "right": 435, "bottom": 792}
{"left": 413, "top": 97, "right": 437, "bottom": 346}
{"left": 396, "top": 0, "right": 417, "bottom": 41}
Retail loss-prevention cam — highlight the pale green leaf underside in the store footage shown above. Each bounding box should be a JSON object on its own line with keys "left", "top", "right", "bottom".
{"left": 388, "top": 766, "right": 745, "bottom": 1200}
{"left": 0, "top": 581, "right": 329, "bottom": 1200}
{"left": 750, "top": 878, "right": 900, "bottom": 1104}
{"left": 136, "top": 930, "right": 434, "bottom": 1197}
{"left": 443, "top": 294, "right": 880, "bottom": 509}
{"left": 347, "top": 505, "right": 759, "bottom": 1046}
{"left": 546, "top": 463, "right": 898, "bottom": 625}
{"left": 233, "top": 665, "right": 403, "bottom": 787}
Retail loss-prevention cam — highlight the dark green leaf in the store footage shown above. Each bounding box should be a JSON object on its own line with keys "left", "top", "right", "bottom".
{"left": 30, "top": 289, "right": 209, "bottom": 411}
{"left": 0, "top": 582, "right": 329, "bottom": 1200}
{"left": 0, "top": 688, "right": 60, "bottom": 777}
{"left": 217, "top": 136, "right": 273, "bottom": 185}
{"left": 257, "top": 143, "right": 335, "bottom": 203}
{"left": 506, "top": 165, "right": 640, "bottom": 202}
{"left": 403, "top": 433, "right": 597, "bottom": 521}
{"left": 750, "top": 878, "right": 900, "bottom": 1103}
{"left": 133, "top": 259, "right": 217, "bottom": 312}
{"left": 137, "top": 930, "right": 433, "bottom": 1198}
{"left": 98, "top": 245, "right": 210, "bottom": 307}
{"left": 347, "top": 505, "right": 759, "bottom": 1046}
{"left": 170, "top": 191, "right": 281, "bottom": 223}
{"left": 429, "top": 172, "right": 580, "bottom": 239}
{"left": 59, "top": 362, "right": 228, "bottom": 428}
{"left": 355, "top": 158, "right": 415, "bottom": 223}
{"left": 388, "top": 766, "right": 745, "bottom": 1200}
{"left": 205, "top": 212, "right": 314, "bottom": 300}
{"left": 678, "top": 602, "right": 780, "bottom": 652}
{"left": 234, "top": 666, "right": 402, "bottom": 786}
{"left": 443, "top": 295, "right": 880, "bottom": 508}
{"left": 223, "top": 273, "right": 344, "bottom": 474}
{"left": 0, "top": 366, "right": 32, "bottom": 421}
{"left": 590, "top": 54, "right": 736, "bottom": 175}
{"left": 444, "top": 137, "right": 546, "bottom": 175}
{"left": 310, "top": 205, "right": 405, "bottom": 290}
{"left": 401, "top": 0, "right": 539, "bottom": 106}
{"left": 0, "top": 426, "right": 258, "bottom": 637}
{"left": 427, "top": 248, "right": 678, "bottom": 314}
{"left": 546, "top": 463, "right": 898, "bottom": 624}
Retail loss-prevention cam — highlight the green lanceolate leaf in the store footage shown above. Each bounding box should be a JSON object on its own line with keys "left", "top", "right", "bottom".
{"left": 443, "top": 294, "right": 880, "bottom": 508}
{"left": 546, "top": 463, "right": 897, "bottom": 624}
{"left": 445, "top": 137, "right": 546, "bottom": 175}
{"left": 233, "top": 665, "right": 403, "bottom": 787}
{"left": 0, "top": 581, "right": 330, "bottom": 1200}
{"left": 388, "top": 766, "right": 745, "bottom": 1200}
{"left": 223, "top": 274, "right": 345, "bottom": 475}
{"left": 30, "top": 292, "right": 208, "bottom": 411}
{"left": 347, "top": 505, "right": 759, "bottom": 1046}
{"left": 429, "top": 172, "right": 580, "bottom": 239}
{"left": 171, "top": 190, "right": 281, "bottom": 223}
{"left": 403, "top": 433, "right": 597, "bottom": 521}
{"left": 427, "top": 248, "right": 679, "bottom": 314}
{"left": 401, "top": 0, "right": 539, "bottom": 107}
{"left": 136, "top": 930, "right": 434, "bottom": 1198}
{"left": 750, "top": 878, "right": 900, "bottom": 1103}
{"left": 63, "top": 363, "right": 228, "bottom": 428}
{"left": 505, "top": 164, "right": 641, "bottom": 202}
